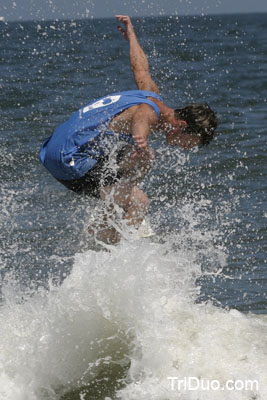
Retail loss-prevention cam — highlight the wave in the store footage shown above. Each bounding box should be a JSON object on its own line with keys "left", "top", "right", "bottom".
{"left": 0, "top": 230, "right": 266, "bottom": 399}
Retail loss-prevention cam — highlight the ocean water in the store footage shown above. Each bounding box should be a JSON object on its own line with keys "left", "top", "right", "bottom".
{"left": 0, "top": 13, "right": 267, "bottom": 400}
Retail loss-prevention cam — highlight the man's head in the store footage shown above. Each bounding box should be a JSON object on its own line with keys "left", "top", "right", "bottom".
{"left": 174, "top": 103, "right": 218, "bottom": 146}
{"left": 164, "top": 103, "right": 218, "bottom": 149}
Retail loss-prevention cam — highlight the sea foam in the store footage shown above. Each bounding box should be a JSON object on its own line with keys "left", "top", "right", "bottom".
{"left": 0, "top": 234, "right": 266, "bottom": 400}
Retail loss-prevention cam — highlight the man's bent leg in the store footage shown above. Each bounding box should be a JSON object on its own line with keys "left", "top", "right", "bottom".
{"left": 89, "top": 146, "right": 154, "bottom": 244}
{"left": 101, "top": 145, "right": 154, "bottom": 225}
{"left": 124, "top": 185, "right": 150, "bottom": 227}
{"left": 91, "top": 183, "right": 149, "bottom": 244}
{"left": 100, "top": 182, "right": 150, "bottom": 227}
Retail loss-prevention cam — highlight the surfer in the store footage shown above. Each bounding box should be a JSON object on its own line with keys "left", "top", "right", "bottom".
{"left": 40, "top": 15, "right": 218, "bottom": 244}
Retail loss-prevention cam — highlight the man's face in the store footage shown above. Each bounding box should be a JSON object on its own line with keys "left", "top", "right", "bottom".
{"left": 164, "top": 121, "right": 202, "bottom": 150}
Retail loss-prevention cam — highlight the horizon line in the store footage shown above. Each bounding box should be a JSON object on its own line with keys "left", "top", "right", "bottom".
{"left": 1, "top": 10, "right": 267, "bottom": 24}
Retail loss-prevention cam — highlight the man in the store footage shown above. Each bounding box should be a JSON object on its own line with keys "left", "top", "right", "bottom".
{"left": 40, "top": 15, "right": 218, "bottom": 244}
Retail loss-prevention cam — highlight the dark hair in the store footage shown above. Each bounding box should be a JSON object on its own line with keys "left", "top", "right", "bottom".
{"left": 175, "top": 103, "right": 218, "bottom": 146}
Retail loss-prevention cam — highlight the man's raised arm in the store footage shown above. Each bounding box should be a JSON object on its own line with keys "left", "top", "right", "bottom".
{"left": 115, "top": 15, "right": 159, "bottom": 94}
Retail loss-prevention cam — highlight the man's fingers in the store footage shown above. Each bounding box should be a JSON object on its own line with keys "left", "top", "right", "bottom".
{"left": 131, "top": 151, "right": 139, "bottom": 160}
{"left": 115, "top": 15, "right": 132, "bottom": 27}
{"left": 117, "top": 26, "right": 125, "bottom": 34}
{"left": 117, "top": 25, "right": 128, "bottom": 39}
{"left": 131, "top": 147, "right": 149, "bottom": 160}
{"left": 115, "top": 15, "right": 127, "bottom": 24}
{"left": 133, "top": 137, "right": 147, "bottom": 148}
{"left": 116, "top": 15, "right": 131, "bottom": 39}
{"left": 115, "top": 15, "right": 130, "bottom": 21}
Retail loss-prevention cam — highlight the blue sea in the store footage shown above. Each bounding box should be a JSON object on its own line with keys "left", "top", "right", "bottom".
{"left": 0, "top": 13, "right": 267, "bottom": 400}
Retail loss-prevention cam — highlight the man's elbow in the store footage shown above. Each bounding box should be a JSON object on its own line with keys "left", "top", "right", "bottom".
{"left": 134, "top": 76, "right": 159, "bottom": 94}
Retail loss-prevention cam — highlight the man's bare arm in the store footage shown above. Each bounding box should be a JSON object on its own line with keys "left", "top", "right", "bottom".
{"left": 115, "top": 15, "right": 160, "bottom": 94}
{"left": 131, "top": 104, "right": 158, "bottom": 152}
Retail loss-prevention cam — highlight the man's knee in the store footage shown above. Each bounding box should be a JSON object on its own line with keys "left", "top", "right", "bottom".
{"left": 130, "top": 147, "right": 155, "bottom": 181}
{"left": 130, "top": 186, "right": 150, "bottom": 209}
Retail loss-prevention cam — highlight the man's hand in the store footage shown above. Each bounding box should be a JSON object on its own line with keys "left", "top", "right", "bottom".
{"left": 131, "top": 127, "right": 150, "bottom": 160}
{"left": 132, "top": 129, "right": 149, "bottom": 150}
{"left": 115, "top": 15, "right": 135, "bottom": 41}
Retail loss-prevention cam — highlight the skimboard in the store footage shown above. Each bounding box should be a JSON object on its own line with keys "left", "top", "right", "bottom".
{"left": 88, "top": 215, "right": 155, "bottom": 239}
{"left": 138, "top": 218, "right": 155, "bottom": 238}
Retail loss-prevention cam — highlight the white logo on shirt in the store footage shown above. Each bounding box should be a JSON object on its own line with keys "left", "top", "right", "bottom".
{"left": 82, "top": 95, "right": 121, "bottom": 114}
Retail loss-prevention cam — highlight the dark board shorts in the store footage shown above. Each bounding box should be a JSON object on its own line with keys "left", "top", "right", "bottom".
{"left": 57, "top": 148, "right": 126, "bottom": 198}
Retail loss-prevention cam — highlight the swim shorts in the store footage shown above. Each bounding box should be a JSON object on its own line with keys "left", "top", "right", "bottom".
{"left": 57, "top": 147, "right": 126, "bottom": 198}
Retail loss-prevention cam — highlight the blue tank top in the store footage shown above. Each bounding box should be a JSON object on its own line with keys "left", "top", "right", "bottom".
{"left": 39, "top": 90, "right": 162, "bottom": 180}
